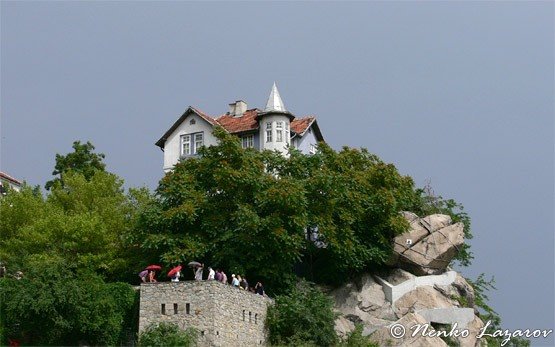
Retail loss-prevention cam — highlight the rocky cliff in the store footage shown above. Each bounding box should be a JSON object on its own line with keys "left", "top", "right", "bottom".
{"left": 329, "top": 213, "right": 485, "bottom": 347}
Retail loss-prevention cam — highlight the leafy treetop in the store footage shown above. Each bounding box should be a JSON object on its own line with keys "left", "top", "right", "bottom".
{"left": 45, "top": 141, "right": 106, "bottom": 190}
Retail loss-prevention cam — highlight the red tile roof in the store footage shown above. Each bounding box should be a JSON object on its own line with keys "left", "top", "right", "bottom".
{"left": 215, "top": 109, "right": 259, "bottom": 133}
{"left": 291, "top": 116, "right": 316, "bottom": 136}
{"left": 156, "top": 106, "right": 323, "bottom": 148}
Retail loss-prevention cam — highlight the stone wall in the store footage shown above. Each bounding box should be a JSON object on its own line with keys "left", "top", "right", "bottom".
{"left": 139, "top": 281, "right": 273, "bottom": 346}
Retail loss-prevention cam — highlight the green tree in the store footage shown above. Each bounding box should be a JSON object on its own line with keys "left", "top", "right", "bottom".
{"left": 267, "top": 281, "right": 338, "bottom": 346}
{"left": 45, "top": 140, "right": 106, "bottom": 190}
{"left": 138, "top": 322, "right": 198, "bottom": 347}
{"left": 0, "top": 257, "right": 137, "bottom": 346}
{"left": 135, "top": 128, "right": 421, "bottom": 290}
{"left": 0, "top": 170, "right": 149, "bottom": 282}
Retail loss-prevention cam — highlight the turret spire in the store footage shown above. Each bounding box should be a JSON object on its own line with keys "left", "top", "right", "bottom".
{"left": 264, "top": 82, "right": 287, "bottom": 112}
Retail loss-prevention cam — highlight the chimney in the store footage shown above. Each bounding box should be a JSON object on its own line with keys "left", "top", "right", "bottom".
{"left": 229, "top": 100, "right": 247, "bottom": 117}
{"left": 235, "top": 100, "right": 247, "bottom": 117}
{"left": 228, "top": 102, "right": 236, "bottom": 115}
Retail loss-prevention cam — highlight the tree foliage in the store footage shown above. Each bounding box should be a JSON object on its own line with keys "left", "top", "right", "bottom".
{"left": 0, "top": 170, "right": 149, "bottom": 283}
{"left": 267, "top": 281, "right": 338, "bottom": 346}
{"left": 0, "top": 258, "right": 137, "bottom": 346}
{"left": 138, "top": 322, "right": 198, "bottom": 347}
{"left": 45, "top": 140, "right": 106, "bottom": 190}
{"left": 134, "top": 128, "right": 422, "bottom": 290}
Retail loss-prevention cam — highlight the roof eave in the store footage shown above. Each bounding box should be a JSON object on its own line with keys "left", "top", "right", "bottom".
{"left": 155, "top": 107, "right": 217, "bottom": 149}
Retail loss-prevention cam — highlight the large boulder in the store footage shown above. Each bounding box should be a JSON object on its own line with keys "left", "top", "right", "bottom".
{"left": 394, "top": 286, "right": 456, "bottom": 318}
{"left": 392, "top": 213, "right": 465, "bottom": 275}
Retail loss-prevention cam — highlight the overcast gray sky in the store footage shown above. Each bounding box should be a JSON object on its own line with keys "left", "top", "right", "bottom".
{"left": 1, "top": 2, "right": 553, "bottom": 345}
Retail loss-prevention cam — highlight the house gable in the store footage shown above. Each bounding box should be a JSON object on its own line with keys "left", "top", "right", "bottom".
{"left": 159, "top": 108, "right": 219, "bottom": 171}
{"left": 155, "top": 107, "right": 218, "bottom": 149}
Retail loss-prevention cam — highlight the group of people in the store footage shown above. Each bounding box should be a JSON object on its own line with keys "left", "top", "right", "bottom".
{"left": 140, "top": 263, "right": 265, "bottom": 296}
{"left": 195, "top": 264, "right": 265, "bottom": 296}
{"left": 139, "top": 269, "right": 157, "bottom": 283}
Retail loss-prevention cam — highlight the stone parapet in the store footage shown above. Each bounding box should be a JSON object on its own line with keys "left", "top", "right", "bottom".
{"left": 139, "top": 281, "right": 273, "bottom": 346}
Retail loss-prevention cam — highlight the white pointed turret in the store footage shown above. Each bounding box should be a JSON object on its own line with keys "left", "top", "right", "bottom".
{"left": 264, "top": 82, "right": 287, "bottom": 112}
{"left": 259, "top": 82, "right": 293, "bottom": 156}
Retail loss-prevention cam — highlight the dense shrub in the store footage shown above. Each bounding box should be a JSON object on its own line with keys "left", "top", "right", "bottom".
{"left": 267, "top": 281, "right": 338, "bottom": 346}
{"left": 138, "top": 322, "right": 198, "bottom": 347}
{"left": 0, "top": 258, "right": 137, "bottom": 346}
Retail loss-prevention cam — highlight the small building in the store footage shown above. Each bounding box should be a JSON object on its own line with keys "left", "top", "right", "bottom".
{"left": 139, "top": 281, "right": 273, "bottom": 346}
{"left": 155, "top": 83, "right": 325, "bottom": 172}
{"left": 0, "top": 171, "right": 22, "bottom": 196}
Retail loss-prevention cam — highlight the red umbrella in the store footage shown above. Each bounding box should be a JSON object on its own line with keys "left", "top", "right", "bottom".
{"left": 145, "top": 265, "right": 162, "bottom": 271}
{"left": 167, "top": 265, "right": 182, "bottom": 277}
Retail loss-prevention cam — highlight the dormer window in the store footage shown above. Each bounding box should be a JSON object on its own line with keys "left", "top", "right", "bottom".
{"left": 276, "top": 122, "right": 283, "bottom": 142}
{"left": 266, "top": 122, "right": 273, "bottom": 142}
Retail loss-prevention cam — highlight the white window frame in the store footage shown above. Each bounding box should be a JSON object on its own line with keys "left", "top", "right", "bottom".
{"left": 276, "top": 122, "right": 283, "bottom": 142}
{"left": 181, "top": 134, "right": 191, "bottom": 156}
{"left": 309, "top": 143, "right": 317, "bottom": 155}
{"left": 194, "top": 133, "right": 204, "bottom": 154}
{"left": 266, "top": 122, "right": 273, "bottom": 143}
{"left": 285, "top": 123, "right": 290, "bottom": 144}
{"left": 181, "top": 132, "right": 204, "bottom": 157}
{"left": 242, "top": 134, "right": 254, "bottom": 149}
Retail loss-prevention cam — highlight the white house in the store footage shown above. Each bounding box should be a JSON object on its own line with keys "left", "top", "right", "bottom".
{"left": 156, "top": 83, "right": 324, "bottom": 171}
{"left": 0, "top": 171, "right": 22, "bottom": 196}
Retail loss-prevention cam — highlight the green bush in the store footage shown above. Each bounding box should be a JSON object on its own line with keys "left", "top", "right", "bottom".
{"left": 138, "top": 322, "right": 198, "bottom": 347}
{"left": 267, "top": 281, "right": 338, "bottom": 346}
{"left": 0, "top": 258, "right": 137, "bottom": 346}
{"left": 338, "top": 325, "right": 379, "bottom": 347}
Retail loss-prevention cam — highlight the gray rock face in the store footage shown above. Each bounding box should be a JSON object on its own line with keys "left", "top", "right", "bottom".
{"left": 392, "top": 213, "right": 465, "bottom": 275}
{"left": 394, "top": 286, "right": 455, "bottom": 318}
{"left": 330, "top": 274, "right": 396, "bottom": 337}
{"left": 331, "top": 212, "right": 484, "bottom": 346}
{"left": 368, "top": 313, "right": 448, "bottom": 347}
{"left": 434, "top": 273, "right": 476, "bottom": 308}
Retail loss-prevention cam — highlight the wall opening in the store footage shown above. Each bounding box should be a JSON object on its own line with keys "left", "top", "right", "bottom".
{"left": 173, "top": 303, "right": 178, "bottom": 314}
{"left": 161, "top": 303, "right": 166, "bottom": 315}
{"left": 249, "top": 311, "right": 252, "bottom": 323}
{"left": 255, "top": 313, "right": 258, "bottom": 324}
{"left": 186, "top": 303, "right": 190, "bottom": 314}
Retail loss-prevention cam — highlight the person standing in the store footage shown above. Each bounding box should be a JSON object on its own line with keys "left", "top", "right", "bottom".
{"left": 231, "top": 274, "right": 239, "bottom": 287}
{"left": 255, "top": 282, "right": 265, "bottom": 295}
{"left": 194, "top": 264, "right": 204, "bottom": 281}
{"left": 138, "top": 270, "right": 148, "bottom": 283}
{"left": 171, "top": 270, "right": 181, "bottom": 282}
{"left": 207, "top": 267, "right": 215, "bottom": 280}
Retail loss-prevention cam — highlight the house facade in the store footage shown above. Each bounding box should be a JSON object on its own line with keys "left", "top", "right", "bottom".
{"left": 0, "top": 171, "right": 22, "bottom": 197}
{"left": 156, "top": 83, "right": 324, "bottom": 171}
